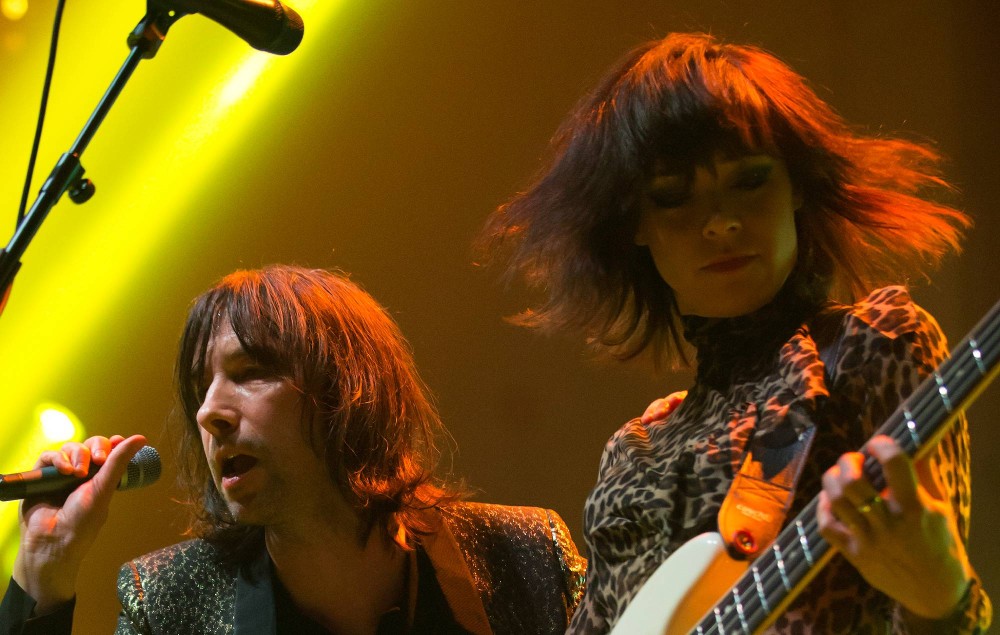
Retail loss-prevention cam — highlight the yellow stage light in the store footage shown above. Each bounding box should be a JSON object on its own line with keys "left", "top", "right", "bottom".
{"left": 38, "top": 403, "right": 80, "bottom": 443}
{"left": 1, "top": 0, "right": 28, "bottom": 22}
{"left": 0, "top": 0, "right": 345, "bottom": 582}
{"left": 0, "top": 401, "right": 87, "bottom": 580}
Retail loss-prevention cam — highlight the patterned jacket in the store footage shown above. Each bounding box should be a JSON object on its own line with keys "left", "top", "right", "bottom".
{"left": 114, "top": 502, "right": 585, "bottom": 634}
{"left": 2, "top": 502, "right": 585, "bottom": 634}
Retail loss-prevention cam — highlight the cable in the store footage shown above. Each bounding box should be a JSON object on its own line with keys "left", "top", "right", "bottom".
{"left": 17, "top": 0, "right": 68, "bottom": 228}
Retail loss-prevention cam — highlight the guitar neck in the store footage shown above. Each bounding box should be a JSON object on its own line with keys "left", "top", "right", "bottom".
{"left": 691, "top": 298, "right": 1000, "bottom": 635}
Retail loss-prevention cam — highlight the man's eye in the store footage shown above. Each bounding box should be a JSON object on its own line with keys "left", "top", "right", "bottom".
{"left": 235, "top": 366, "right": 268, "bottom": 382}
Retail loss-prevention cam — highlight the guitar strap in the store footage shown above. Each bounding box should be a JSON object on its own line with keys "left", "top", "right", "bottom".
{"left": 716, "top": 307, "right": 847, "bottom": 559}
{"left": 717, "top": 425, "right": 816, "bottom": 558}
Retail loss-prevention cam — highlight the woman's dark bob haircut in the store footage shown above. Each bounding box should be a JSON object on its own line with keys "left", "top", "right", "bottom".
{"left": 482, "top": 32, "right": 968, "bottom": 364}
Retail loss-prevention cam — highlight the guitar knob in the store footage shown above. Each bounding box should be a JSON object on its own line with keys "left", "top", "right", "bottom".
{"left": 732, "top": 529, "right": 758, "bottom": 557}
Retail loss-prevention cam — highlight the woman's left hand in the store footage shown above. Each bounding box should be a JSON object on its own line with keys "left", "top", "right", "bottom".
{"left": 817, "top": 434, "right": 972, "bottom": 619}
{"left": 640, "top": 390, "right": 687, "bottom": 424}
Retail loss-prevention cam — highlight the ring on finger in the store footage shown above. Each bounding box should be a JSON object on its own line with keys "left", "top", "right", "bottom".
{"left": 857, "top": 495, "right": 882, "bottom": 515}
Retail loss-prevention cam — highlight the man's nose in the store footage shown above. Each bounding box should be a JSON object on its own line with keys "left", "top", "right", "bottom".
{"left": 196, "top": 379, "right": 239, "bottom": 438}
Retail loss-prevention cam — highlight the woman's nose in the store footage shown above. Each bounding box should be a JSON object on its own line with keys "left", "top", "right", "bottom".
{"left": 702, "top": 204, "right": 741, "bottom": 238}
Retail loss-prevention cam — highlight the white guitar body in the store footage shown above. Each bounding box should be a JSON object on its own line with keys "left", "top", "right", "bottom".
{"left": 610, "top": 532, "right": 747, "bottom": 635}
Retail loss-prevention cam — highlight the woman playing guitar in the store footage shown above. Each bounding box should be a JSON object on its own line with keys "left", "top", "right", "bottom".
{"left": 482, "top": 32, "right": 991, "bottom": 634}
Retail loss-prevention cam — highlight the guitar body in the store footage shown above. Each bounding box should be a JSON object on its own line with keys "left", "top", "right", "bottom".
{"left": 610, "top": 532, "right": 747, "bottom": 635}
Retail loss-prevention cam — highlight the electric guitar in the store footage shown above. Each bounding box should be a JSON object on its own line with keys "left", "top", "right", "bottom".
{"left": 610, "top": 297, "right": 1000, "bottom": 635}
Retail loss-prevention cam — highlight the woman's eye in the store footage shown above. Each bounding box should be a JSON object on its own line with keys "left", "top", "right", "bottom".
{"left": 734, "top": 164, "right": 772, "bottom": 190}
{"left": 648, "top": 189, "right": 689, "bottom": 209}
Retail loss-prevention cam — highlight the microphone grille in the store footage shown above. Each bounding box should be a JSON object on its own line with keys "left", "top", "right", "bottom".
{"left": 269, "top": 4, "right": 304, "bottom": 55}
{"left": 118, "top": 446, "right": 162, "bottom": 491}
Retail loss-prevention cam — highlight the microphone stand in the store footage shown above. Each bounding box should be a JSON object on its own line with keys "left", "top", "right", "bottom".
{"left": 0, "top": 5, "right": 189, "bottom": 314}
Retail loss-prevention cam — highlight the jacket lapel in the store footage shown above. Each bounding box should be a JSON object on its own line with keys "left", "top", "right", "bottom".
{"left": 419, "top": 513, "right": 493, "bottom": 635}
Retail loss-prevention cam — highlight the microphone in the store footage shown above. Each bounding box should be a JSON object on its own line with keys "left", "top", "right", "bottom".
{"left": 0, "top": 446, "right": 162, "bottom": 501}
{"left": 151, "top": 0, "right": 305, "bottom": 55}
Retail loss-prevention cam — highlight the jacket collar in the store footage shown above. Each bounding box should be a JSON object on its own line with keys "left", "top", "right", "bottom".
{"left": 232, "top": 508, "right": 492, "bottom": 635}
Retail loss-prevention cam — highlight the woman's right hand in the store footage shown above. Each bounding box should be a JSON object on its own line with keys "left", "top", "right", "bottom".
{"left": 12, "top": 434, "right": 146, "bottom": 615}
{"left": 640, "top": 390, "right": 687, "bottom": 424}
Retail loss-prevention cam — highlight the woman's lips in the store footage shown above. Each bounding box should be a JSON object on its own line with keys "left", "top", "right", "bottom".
{"left": 701, "top": 255, "right": 756, "bottom": 273}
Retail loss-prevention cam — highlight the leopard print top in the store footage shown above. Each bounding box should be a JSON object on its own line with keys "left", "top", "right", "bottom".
{"left": 569, "top": 286, "right": 992, "bottom": 634}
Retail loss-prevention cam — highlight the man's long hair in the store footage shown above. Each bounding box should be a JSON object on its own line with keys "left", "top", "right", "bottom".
{"left": 174, "top": 265, "right": 458, "bottom": 561}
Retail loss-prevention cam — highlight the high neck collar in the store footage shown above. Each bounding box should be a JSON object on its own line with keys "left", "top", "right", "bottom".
{"left": 681, "top": 279, "right": 820, "bottom": 390}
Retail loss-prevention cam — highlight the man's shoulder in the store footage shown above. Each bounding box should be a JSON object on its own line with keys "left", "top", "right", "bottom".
{"left": 123, "top": 538, "right": 224, "bottom": 578}
{"left": 437, "top": 500, "right": 585, "bottom": 590}
{"left": 118, "top": 538, "right": 235, "bottom": 603}
{"left": 440, "top": 501, "right": 581, "bottom": 563}
{"left": 440, "top": 501, "right": 566, "bottom": 535}
{"left": 116, "top": 539, "right": 239, "bottom": 634}
{"left": 435, "top": 501, "right": 586, "bottom": 631}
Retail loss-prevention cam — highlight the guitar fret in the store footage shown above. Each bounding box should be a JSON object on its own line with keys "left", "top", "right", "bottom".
{"left": 903, "top": 409, "right": 920, "bottom": 447}
{"left": 714, "top": 606, "right": 727, "bottom": 635}
{"left": 970, "top": 339, "right": 986, "bottom": 375}
{"left": 772, "top": 543, "right": 792, "bottom": 591}
{"left": 934, "top": 372, "right": 953, "bottom": 412}
{"left": 795, "top": 520, "right": 814, "bottom": 566}
{"left": 752, "top": 565, "right": 771, "bottom": 614}
{"left": 732, "top": 587, "right": 750, "bottom": 634}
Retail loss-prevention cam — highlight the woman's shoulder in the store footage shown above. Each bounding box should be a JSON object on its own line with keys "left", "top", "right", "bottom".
{"left": 834, "top": 285, "right": 943, "bottom": 343}
{"left": 823, "top": 285, "right": 949, "bottom": 382}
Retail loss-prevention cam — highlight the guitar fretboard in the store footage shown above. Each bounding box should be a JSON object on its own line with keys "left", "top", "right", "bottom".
{"left": 693, "top": 298, "right": 1000, "bottom": 635}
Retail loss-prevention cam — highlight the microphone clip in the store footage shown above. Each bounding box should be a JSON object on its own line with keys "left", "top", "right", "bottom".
{"left": 128, "top": 4, "right": 187, "bottom": 60}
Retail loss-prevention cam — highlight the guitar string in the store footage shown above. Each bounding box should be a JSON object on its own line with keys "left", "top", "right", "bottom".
{"left": 693, "top": 322, "right": 999, "bottom": 635}
{"left": 697, "top": 502, "right": 822, "bottom": 634}
{"left": 700, "top": 362, "right": 991, "bottom": 635}
{"left": 698, "top": 378, "right": 945, "bottom": 635}
{"left": 708, "top": 380, "right": 963, "bottom": 635}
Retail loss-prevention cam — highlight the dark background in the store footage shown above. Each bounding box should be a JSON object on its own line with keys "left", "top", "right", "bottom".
{"left": 1, "top": 2, "right": 997, "bottom": 632}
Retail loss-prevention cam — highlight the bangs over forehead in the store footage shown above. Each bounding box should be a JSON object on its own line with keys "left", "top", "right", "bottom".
{"left": 176, "top": 270, "right": 315, "bottom": 423}
{"left": 177, "top": 286, "right": 228, "bottom": 422}
{"left": 592, "top": 33, "right": 825, "bottom": 175}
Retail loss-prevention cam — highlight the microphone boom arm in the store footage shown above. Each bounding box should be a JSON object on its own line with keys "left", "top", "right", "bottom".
{"left": 0, "top": 7, "right": 184, "bottom": 306}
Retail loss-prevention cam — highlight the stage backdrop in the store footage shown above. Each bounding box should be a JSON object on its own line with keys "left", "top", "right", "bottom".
{"left": 0, "top": 2, "right": 996, "bottom": 631}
